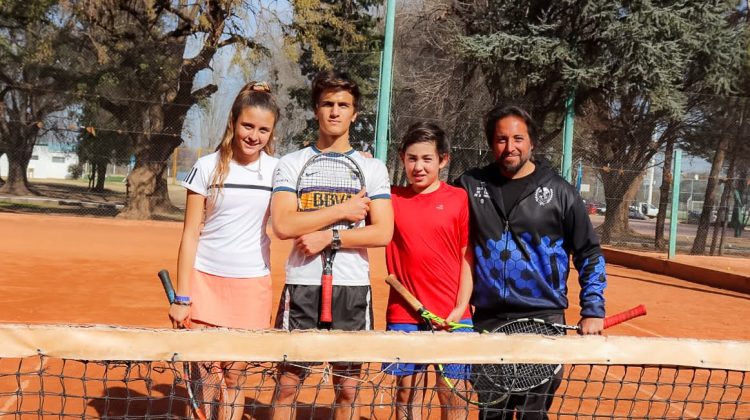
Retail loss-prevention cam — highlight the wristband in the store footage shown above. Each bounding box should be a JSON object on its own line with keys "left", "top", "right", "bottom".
{"left": 172, "top": 301, "right": 192, "bottom": 306}
{"left": 174, "top": 295, "right": 191, "bottom": 303}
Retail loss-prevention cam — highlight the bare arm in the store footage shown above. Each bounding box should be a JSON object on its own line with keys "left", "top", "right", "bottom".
{"left": 294, "top": 198, "right": 394, "bottom": 255}
{"left": 339, "top": 198, "right": 393, "bottom": 248}
{"left": 444, "top": 246, "right": 474, "bottom": 325}
{"left": 169, "top": 190, "right": 204, "bottom": 328}
{"left": 270, "top": 190, "right": 370, "bottom": 240}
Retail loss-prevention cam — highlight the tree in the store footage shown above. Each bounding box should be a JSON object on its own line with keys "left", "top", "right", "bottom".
{"left": 283, "top": 0, "right": 384, "bottom": 152}
{"left": 0, "top": 0, "right": 83, "bottom": 195}
{"left": 72, "top": 0, "right": 385, "bottom": 219}
{"left": 75, "top": 104, "right": 131, "bottom": 192}
{"left": 71, "top": 0, "right": 275, "bottom": 219}
{"left": 453, "top": 1, "right": 746, "bottom": 243}
{"left": 387, "top": 0, "right": 491, "bottom": 185}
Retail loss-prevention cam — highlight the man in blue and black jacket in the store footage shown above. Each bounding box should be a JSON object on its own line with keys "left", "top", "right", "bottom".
{"left": 455, "top": 105, "right": 607, "bottom": 419}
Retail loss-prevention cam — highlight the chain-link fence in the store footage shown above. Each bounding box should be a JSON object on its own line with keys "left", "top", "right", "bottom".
{"left": 2, "top": 2, "right": 748, "bottom": 257}
{"left": 0, "top": 49, "right": 383, "bottom": 220}
{"left": 385, "top": 48, "right": 750, "bottom": 257}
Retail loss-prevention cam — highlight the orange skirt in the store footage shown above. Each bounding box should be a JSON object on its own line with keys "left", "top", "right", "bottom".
{"left": 189, "top": 269, "right": 272, "bottom": 329}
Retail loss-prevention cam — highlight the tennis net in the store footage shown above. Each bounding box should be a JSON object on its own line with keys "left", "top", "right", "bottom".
{"left": 0, "top": 324, "right": 748, "bottom": 419}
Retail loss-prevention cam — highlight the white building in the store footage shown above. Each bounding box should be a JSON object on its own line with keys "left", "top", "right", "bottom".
{"left": 0, "top": 144, "right": 78, "bottom": 180}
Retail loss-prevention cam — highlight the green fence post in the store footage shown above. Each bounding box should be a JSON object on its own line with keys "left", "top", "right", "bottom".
{"left": 374, "top": 0, "right": 396, "bottom": 162}
{"left": 561, "top": 91, "right": 575, "bottom": 183}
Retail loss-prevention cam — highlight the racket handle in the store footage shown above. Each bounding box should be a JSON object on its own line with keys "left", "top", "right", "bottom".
{"left": 320, "top": 274, "right": 333, "bottom": 323}
{"left": 158, "top": 269, "right": 176, "bottom": 304}
{"left": 385, "top": 274, "right": 425, "bottom": 314}
{"left": 603, "top": 304, "right": 647, "bottom": 329}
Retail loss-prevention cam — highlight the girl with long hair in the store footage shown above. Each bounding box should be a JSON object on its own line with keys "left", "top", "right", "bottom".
{"left": 169, "top": 81, "right": 281, "bottom": 420}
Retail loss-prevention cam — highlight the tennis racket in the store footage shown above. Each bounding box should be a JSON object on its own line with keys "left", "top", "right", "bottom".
{"left": 158, "top": 269, "right": 227, "bottom": 420}
{"left": 385, "top": 274, "right": 647, "bottom": 406}
{"left": 296, "top": 152, "right": 366, "bottom": 325}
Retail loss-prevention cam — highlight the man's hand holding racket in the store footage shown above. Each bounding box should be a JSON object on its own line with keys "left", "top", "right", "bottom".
{"left": 579, "top": 317, "right": 604, "bottom": 335}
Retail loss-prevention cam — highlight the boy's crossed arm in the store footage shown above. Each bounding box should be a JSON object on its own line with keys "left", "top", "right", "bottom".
{"left": 294, "top": 197, "right": 393, "bottom": 255}
{"left": 271, "top": 189, "right": 393, "bottom": 254}
{"left": 270, "top": 189, "right": 370, "bottom": 240}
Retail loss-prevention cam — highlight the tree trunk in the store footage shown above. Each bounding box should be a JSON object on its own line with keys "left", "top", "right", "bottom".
{"left": 710, "top": 155, "right": 733, "bottom": 255}
{"left": 654, "top": 137, "right": 675, "bottom": 250}
{"left": 118, "top": 131, "right": 180, "bottom": 219}
{"left": 690, "top": 135, "right": 729, "bottom": 255}
{"left": 731, "top": 164, "right": 748, "bottom": 238}
{"left": 598, "top": 169, "right": 639, "bottom": 244}
{"left": 0, "top": 148, "right": 34, "bottom": 196}
{"left": 94, "top": 161, "right": 108, "bottom": 192}
{"left": 88, "top": 162, "right": 96, "bottom": 189}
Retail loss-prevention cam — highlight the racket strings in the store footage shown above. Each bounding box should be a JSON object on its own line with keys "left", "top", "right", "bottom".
{"left": 470, "top": 320, "right": 566, "bottom": 399}
{"left": 297, "top": 155, "right": 365, "bottom": 230}
{"left": 496, "top": 319, "right": 564, "bottom": 336}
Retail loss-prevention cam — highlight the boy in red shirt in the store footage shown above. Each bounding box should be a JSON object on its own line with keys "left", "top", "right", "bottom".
{"left": 385, "top": 122, "right": 473, "bottom": 420}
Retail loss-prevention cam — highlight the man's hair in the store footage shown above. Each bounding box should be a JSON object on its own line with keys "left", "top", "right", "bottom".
{"left": 484, "top": 105, "right": 539, "bottom": 149}
{"left": 311, "top": 70, "right": 361, "bottom": 110}
{"left": 399, "top": 122, "right": 449, "bottom": 158}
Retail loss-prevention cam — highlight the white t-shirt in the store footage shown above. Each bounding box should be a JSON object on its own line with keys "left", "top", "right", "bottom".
{"left": 272, "top": 146, "right": 391, "bottom": 286}
{"left": 182, "top": 151, "right": 279, "bottom": 278}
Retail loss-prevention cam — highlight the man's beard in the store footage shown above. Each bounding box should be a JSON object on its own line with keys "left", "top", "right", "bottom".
{"left": 499, "top": 153, "right": 530, "bottom": 175}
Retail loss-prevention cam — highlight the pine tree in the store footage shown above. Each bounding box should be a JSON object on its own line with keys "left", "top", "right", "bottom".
{"left": 454, "top": 0, "right": 746, "bottom": 243}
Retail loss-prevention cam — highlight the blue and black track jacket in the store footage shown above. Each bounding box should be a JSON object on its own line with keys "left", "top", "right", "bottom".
{"left": 455, "top": 160, "right": 606, "bottom": 320}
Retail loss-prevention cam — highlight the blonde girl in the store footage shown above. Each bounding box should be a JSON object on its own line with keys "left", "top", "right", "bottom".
{"left": 169, "top": 81, "right": 280, "bottom": 420}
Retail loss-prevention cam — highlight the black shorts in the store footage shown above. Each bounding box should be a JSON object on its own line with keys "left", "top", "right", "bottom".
{"left": 274, "top": 284, "right": 373, "bottom": 331}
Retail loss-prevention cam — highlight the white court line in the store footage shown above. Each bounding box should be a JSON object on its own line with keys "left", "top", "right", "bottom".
{"left": 0, "top": 356, "right": 46, "bottom": 415}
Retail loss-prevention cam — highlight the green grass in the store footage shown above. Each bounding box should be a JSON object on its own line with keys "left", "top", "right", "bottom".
{"left": 0, "top": 201, "right": 51, "bottom": 210}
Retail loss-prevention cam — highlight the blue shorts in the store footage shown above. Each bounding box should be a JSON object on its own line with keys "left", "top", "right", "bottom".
{"left": 382, "top": 319, "right": 473, "bottom": 379}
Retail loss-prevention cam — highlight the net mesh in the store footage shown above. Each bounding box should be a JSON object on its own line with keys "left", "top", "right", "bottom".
{"left": 1, "top": 325, "right": 748, "bottom": 419}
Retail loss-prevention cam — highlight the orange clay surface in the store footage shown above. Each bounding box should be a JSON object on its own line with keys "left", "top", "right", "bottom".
{"left": 1, "top": 213, "right": 749, "bottom": 419}
{"left": 2, "top": 212, "right": 748, "bottom": 339}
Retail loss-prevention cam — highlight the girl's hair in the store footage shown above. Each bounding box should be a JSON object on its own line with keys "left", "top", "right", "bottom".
{"left": 209, "top": 81, "right": 280, "bottom": 205}
{"left": 399, "top": 122, "right": 449, "bottom": 159}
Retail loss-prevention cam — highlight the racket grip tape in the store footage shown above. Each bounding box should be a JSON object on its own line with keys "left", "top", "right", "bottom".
{"left": 320, "top": 274, "right": 333, "bottom": 323}
{"left": 158, "top": 269, "right": 176, "bottom": 304}
{"left": 603, "top": 304, "right": 646, "bottom": 329}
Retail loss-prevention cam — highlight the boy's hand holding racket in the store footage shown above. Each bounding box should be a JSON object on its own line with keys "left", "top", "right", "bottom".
{"left": 441, "top": 306, "right": 469, "bottom": 330}
{"left": 295, "top": 230, "right": 338, "bottom": 256}
{"left": 338, "top": 189, "right": 370, "bottom": 223}
{"left": 294, "top": 189, "right": 369, "bottom": 256}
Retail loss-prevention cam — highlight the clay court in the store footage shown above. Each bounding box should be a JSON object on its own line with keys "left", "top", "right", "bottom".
{"left": 1, "top": 213, "right": 749, "bottom": 418}
{"left": 2, "top": 212, "right": 748, "bottom": 339}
